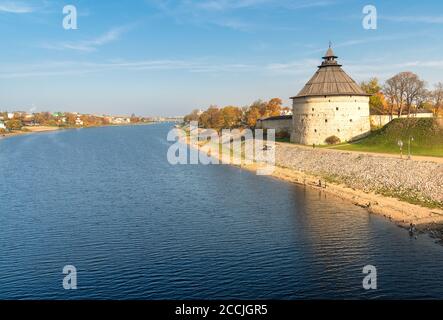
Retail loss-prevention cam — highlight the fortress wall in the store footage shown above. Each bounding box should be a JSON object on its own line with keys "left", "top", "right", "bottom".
{"left": 291, "top": 96, "right": 370, "bottom": 145}
{"left": 370, "top": 113, "right": 434, "bottom": 128}
{"left": 256, "top": 118, "right": 292, "bottom": 135}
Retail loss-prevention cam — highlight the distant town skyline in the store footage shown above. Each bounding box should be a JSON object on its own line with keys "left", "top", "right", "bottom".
{"left": 1, "top": 0, "right": 443, "bottom": 116}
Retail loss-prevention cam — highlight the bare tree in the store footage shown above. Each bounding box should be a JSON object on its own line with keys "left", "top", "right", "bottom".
{"left": 402, "top": 72, "right": 426, "bottom": 117}
{"left": 413, "top": 88, "right": 430, "bottom": 116}
{"left": 431, "top": 82, "right": 443, "bottom": 116}
{"left": 384, "top": 74, "right": 405, "bottom": 119}
{"left": 383, "top": 72, "right": 425, "bottom": 118}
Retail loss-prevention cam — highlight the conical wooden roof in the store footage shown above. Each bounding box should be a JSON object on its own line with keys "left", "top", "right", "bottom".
{"left": 292, "top": 47, "right": 369, "bottom": 99}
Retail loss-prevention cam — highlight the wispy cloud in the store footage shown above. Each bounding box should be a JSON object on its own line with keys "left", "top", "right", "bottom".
{"left": 0, "top": 1, "right": 34, "bottom": 13}
{"left": 0, "top": 59, "right": 257, "bottom": 78}
{"left": 306, "top": 32, "right": 431, "bottom": 55}
{"left": 148, "top": 0, "right": 338, "bottom": 31}
{"left": 42, "top": 26, "right": 131, "bottom": 52}
{"left": 187, "top": 0, "right": 336, "bottom": 11}
{"left": 265, "top": 59, "right": 319, "bottom": 75}
{"left": 283, "top": 0, "right": 337, "bottom": 10}
{"left": 194, "top": 0, "right": 270, "bottom": 11}
{"left": 381, "top": 15, "right": 443, "bottom": 24}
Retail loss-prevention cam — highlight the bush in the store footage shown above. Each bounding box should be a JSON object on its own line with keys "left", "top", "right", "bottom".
{"left": 0, "top": 128, "right": 7, "bottom": 134}
{"left": 6, "top": 119, "right": 23, "bottom": 130}
{"left": 325, "top": 135, "right": 341, "bottom": 145}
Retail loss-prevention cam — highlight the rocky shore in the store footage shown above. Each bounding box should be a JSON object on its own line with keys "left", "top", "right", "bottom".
{"left": 275, "top": 143, "right": 443, "bottom": 208}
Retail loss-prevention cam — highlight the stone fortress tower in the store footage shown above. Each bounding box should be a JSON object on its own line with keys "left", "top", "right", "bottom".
{"left": 290, "top": 46, "right": 371, "bottom": 145}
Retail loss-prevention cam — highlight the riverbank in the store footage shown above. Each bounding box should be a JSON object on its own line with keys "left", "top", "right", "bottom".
{"left": 0, "top": 126, "right": 63, "bottom": 139}
{"left": 0, "top": 123, "right": 155, "bottom": 140}
{"left": 181, "top": 133, "right": 443, "bottom": 240}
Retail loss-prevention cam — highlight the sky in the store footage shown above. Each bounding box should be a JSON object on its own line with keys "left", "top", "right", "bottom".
{"left": 0, "top": 0, "right": 443, "bottom": 116}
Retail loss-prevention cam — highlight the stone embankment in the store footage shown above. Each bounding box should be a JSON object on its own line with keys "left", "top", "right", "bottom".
{"left": 275, "top": 144, "right": 443, "bottom": 208}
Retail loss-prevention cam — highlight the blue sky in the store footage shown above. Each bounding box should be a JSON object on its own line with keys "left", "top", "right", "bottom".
{"left": 0, "top": 0, "right": 442, "bottom": 116}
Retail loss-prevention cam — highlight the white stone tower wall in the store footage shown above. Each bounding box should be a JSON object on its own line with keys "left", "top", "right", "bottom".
{"left": 291, "top": 95, "right": 370, "bottom": 145}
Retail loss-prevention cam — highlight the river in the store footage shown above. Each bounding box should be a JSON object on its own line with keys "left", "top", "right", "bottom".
{"left": 0, "top": 123, "right": 442, "bottom": 299}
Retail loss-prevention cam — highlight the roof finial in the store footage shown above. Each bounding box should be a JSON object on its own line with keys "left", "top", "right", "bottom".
{"left": 329, "top": 40, "right": 332, "bottom": 48}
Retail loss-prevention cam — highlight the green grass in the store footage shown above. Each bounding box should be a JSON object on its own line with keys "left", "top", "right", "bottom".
{"left": 329, "top": 118, "right": 443, "bottom": 157}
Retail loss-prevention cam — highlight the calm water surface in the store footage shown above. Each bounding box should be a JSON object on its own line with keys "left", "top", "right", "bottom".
{"left": 0, "top": 124, "right": 442, "bottom": 299}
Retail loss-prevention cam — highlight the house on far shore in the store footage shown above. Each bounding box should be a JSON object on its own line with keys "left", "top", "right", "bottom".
{"left": 107, "top": 116, "right": 131, "bottom": 125}
{"left": 75, "top": 116, "right": 84, "bottom": 126}
{"left": 0, "top": 121, "right": 6, "bottom": 130}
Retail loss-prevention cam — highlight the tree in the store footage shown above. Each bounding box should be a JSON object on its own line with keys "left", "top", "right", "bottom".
{"left": 221, "top": 106, "right": 242, "bottom": 129}
{"left": 264, "top": 98, "right": 283, "bottom": 117}
{"left": 384, "top": 73, "right": 406, "bottom": 118}
{"left": 248, "top": 100, "right": 267, "bottom": 117}
{"left": 361, "top": 77, "right": 381, "bottom": 95}
{"left": 199, "top": 106, "right": 224, "bottom": 131}
{"left": 244, "top": 105, "right": 261, "bottom": 128}
{"left": 431, "top": 82, "right": 443, "bottom": 116}
{"left": 65, "top": 113, "right": 77, "bottom": 126}
{"left": 6, "top": 119, "right": 23, "bottom": 130}
{"left": 383, "top": 80, "right": 398, "bottom": 118}
{"left": 414, "top": 88, "right": 430, "bottom": 114}
{"left": 384, "top": 72, "right": 425, "bottom": 118}
{"left": 184, "top": 109, "right": 201, "bottom": 123}
{"left": 34, "top": 112, "right": 53, "bottom": 126}
{"left": 402, "top": 72, "right": 426, "bottom": 116}
{"left": 361, "top": 78, "right": 385, "bottom": 114}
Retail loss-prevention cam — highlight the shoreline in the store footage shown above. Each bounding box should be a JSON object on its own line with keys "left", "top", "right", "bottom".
{"left": 182, "top": 135, "right": 443, "bottom": 240}
{"left": 0, "top": 126, "right": 64, "bottom": 139}
{"left": 0, "top": 123, "right": 155, "bottom": 140}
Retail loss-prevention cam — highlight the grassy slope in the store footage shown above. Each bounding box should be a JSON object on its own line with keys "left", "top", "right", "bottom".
{"left": 330, "top": 118, "right": 443, "bottom": 157}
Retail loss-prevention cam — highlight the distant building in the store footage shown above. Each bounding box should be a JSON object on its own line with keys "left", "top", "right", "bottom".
{"left": 52, "top": 112, "right": 65, "bottom": 117}
{"left": 109, "top": 116, "right": 131, "bottom": 125}
{"left": 75, "top": 117, "right": 84, "bottom": 126}
{"left": 281, "top": 108, "right": 293, "bottom": 116}
{"left": 0, "top": 121, "right": 5, "bottom": 130}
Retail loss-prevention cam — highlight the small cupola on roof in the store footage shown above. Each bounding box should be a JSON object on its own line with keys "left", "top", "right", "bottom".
{"left": 321, "top": 47, "right": 340, "bottom": 66}
{"left": 292, "top": 46, "right": 369, "bottom": 98}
